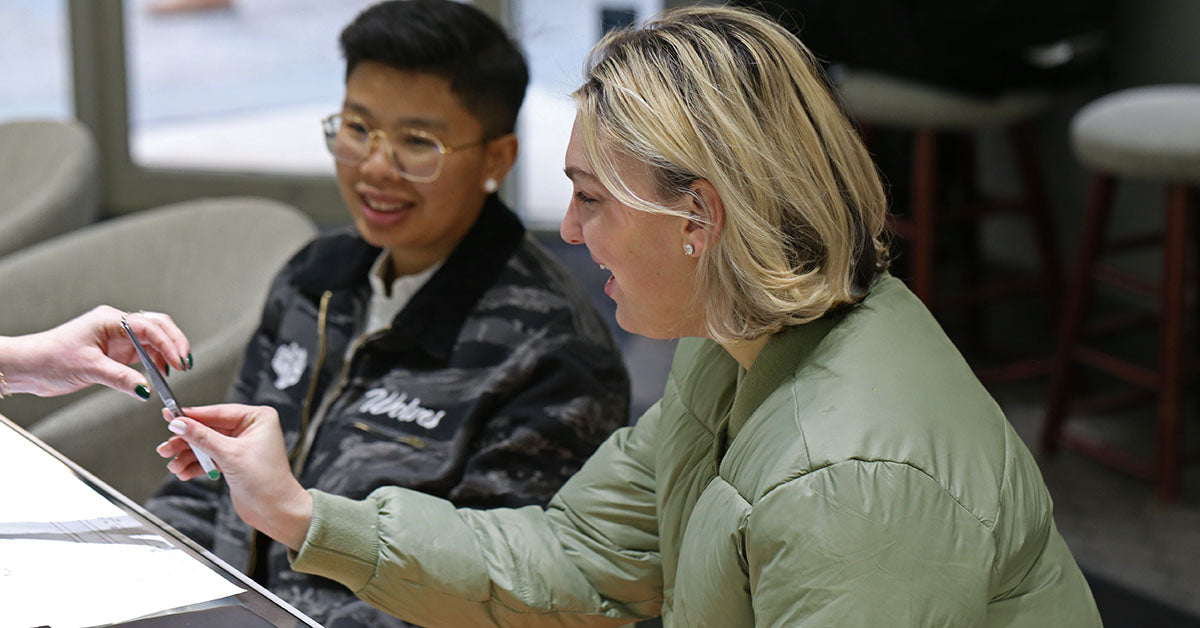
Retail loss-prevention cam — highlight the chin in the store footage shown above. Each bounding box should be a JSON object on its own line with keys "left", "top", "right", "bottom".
{"left": 615, "top": 310, "right": 680, "bottom": 340}
{"left": 353, "top": 219, "right": 396, "bottom": 249}
{"left": 613, "top": 309, "right": 645, "bottom": 337}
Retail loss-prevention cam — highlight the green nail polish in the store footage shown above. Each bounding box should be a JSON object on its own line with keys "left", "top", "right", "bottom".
{"left": 179, "top": 355, "right": 187, "bottom": 370}
{"left": 165, "top": 364, "right": 170, "bottom": 377}
{"left": 187, "top": 353, "right": 194, "bottom": 369}
{"left": 135, "top": 384, "right": 151, "bottom": 400}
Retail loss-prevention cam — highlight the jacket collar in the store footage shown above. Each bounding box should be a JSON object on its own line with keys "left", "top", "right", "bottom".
{"left": 289, "top": 195, "right": 526, "bottom": 362}
{"left": 293, "top": 230, "right": 380, "bottom": 298}
{"left": 726, "top": 313, "right": 839, "bottom": 445}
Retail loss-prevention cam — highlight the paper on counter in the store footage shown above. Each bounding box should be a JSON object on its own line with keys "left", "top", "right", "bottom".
{"left": 0, "top": 424, "right": 244, "bottom": 628}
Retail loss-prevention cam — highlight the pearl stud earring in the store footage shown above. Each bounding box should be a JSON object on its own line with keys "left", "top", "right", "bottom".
{"left": 484, "top": 178, "right": 498, "bottom": 193}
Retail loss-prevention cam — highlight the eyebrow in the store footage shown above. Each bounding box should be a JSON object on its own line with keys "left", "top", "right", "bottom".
{"left": 563, "top": 166, "right": 600, "bottom": 183}
{"left": 342, "top": 102, "right": 448, "bottom": 131}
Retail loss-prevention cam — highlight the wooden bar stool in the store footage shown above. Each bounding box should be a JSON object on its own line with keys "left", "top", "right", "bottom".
{"left": 1041, "top": 85, "right": 1200, "bottom": 501}
{"left": 835, "top": 69, "right": 1063, "bottom": 383}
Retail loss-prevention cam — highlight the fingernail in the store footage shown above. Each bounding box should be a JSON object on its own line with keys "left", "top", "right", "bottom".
{"left": 155, "top": 440, "right": 170, "bottom": 452}
{"left": 135, "top": 384, "right": 151, "bottom": 400}
{"left": 187, "top": 353, "right": 194, "bottom": 369}
{"left": 165, "top": 364, "right": 170, "bottom": 377}
{"left": 181, "top": 355, "right": 189, "bottom": 370}
{"left": 168, "top": 419, "right": 186, "bottom": 435}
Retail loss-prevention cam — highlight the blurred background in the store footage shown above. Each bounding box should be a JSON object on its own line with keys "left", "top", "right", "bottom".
{"left": 1, "top": 0, "right": 1197, "bottom": 625}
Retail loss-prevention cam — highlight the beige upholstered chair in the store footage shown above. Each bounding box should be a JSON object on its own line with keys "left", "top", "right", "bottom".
{"left": 0, "top": 119, "right": 100, "bottom": 258}
{"left": 0, "top": 197, "right": 318, "bottom": 502}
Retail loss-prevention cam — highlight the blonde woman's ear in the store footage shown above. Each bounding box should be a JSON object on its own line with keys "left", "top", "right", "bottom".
{"left": 686, "top": 179, "right": 725, "bottom": 238}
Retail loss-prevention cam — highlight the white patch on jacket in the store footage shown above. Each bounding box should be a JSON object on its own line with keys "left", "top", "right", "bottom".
{"left": 358, "top": 388, "right": 446, "bottom": 429}
{"left": 271, "top": 342, "right": 307, "bottom": 390}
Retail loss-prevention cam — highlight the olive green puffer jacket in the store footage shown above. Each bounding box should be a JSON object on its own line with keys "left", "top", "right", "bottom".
{"left": 292, "top": 274, "right": 1101, "bottom": 627}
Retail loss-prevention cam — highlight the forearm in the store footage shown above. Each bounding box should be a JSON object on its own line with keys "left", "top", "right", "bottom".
{"left": 293, "top": 488, "right": 656, "bottom": 628}
{"left": 0, "top": 333, "right": 48, "bottom": 394}
{"left": 260, "top": 485, "right": 313, "bottom": 551}
{"left": 292, "top": 420, "right": 664, "bottom": 626}
{"left": 0, "top": 334, "right": 17, "bottom": 394}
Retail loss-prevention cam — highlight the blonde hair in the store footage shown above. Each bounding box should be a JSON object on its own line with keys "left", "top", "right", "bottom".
{"left": 573, "top": 5, "right": 890, "bottom": 342}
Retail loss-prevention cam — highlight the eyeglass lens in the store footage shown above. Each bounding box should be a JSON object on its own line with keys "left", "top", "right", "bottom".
{"left": 323, "top": 115, "right": 443, "bottom": 181}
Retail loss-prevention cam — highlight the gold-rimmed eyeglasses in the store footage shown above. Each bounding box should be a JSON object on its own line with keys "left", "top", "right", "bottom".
{"left": 321, "top": 113, "right": 487, "bottom": 183}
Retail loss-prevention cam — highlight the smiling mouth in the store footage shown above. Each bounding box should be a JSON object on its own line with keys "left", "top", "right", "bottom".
{"left": 596, "top": 261, "right": 615, "bottom": 297}
{"left": 362, "top": 195, "right": 414, "bottom": 213}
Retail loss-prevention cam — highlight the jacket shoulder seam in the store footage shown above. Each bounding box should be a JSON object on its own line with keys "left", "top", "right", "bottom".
{"left": 761, "top": 458, "right": 993, "bottom": 532}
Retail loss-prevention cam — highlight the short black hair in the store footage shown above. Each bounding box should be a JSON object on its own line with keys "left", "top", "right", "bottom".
{"left": 340, "top": 0, "right": 529, "bottom": 137}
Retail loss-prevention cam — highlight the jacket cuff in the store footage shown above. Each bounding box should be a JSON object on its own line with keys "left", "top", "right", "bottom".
{"left": 289, "top": 489, "right": 381, "bottom": 593}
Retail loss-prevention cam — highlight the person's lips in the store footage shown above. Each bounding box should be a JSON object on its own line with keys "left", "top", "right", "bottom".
{"left": 593, "top": 258, "right": 615, "bottom": 297}
{"left": 362, "top": 194, "right": 414, "bottom": 213}
{"left": 359, "top": 192, "right": 415, "bottom": 225}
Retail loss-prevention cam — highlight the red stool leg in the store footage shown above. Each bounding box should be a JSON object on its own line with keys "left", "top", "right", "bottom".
{"left": 955, "top": 134, "right": 985, "bottom": 350}
{"left": 1041, "top": 174, "right": 1116, "bottom": 453}
{"left": 1011, "top": 123, "right": 1063, "bottom": 315}
{"left": 909, "top": 129, "right": 937, "bottom": 304}
{"left": 1156, "top": 184, "right": 1191, "bottom": 501}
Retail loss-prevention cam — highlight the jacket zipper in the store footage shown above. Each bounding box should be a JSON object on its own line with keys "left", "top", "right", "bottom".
{"left": 289, "top": 290, "right": 333, "bottom": 462}
{"left": 290, "top": 323, "right": 392, "bottom": 478}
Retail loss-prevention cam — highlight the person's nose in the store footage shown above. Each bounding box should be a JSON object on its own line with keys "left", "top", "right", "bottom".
{"left": 560, "top": 203, "right": 584, "bottom": 245}
{"left": 360, "top": 139, "right": 397, "bottom": 180}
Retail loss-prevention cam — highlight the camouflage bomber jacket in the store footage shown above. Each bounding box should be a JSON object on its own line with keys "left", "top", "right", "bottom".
{"left": 147, "top": 197, "right": 630, "bottom": 627}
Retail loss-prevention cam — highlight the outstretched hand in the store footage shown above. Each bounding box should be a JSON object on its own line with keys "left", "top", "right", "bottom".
{"left": 157, "top": 403, "right": 313, "bottom": 551}
{"left": 0, "top": 305, "right": 191, "bottom": 399}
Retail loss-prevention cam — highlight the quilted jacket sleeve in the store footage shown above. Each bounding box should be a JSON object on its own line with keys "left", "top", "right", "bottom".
{"left": 746, "top": 460, "right": 994, "bottom": 626}
{"left": 744, "top": 458, "right": 1096, "bottom": 628}
{"left": 746, "top": 457, "right": 1102, "bottom": 627}
{"left": 291, "top": 402, "right": 667, "bottom": 627}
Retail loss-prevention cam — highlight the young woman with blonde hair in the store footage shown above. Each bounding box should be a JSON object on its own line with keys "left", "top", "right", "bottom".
{"left": 157, "top": 6, "right": 1101, "bottom": 626}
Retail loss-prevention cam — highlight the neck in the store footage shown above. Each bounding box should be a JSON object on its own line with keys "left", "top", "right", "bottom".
{"left": 387, "top": 198, "right": 487, "bottom": 277}
{"left": 720, "top": 335, "right": 770, "bottom": 371}
{"left": 388, "top": 248, "right": 446, "bottom": 279}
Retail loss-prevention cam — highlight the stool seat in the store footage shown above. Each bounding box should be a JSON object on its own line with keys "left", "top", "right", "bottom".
{"left": 837, "top": 68, "right": 1051, "bottom": 130}
{"left": 1071, "top": 85, "right": 1200, "bottom": 183}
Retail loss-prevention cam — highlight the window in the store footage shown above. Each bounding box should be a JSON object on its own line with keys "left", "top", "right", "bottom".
{"left": 119, "top": 0, "right": 668, "bottom": 222}
{"left": 0, "top": 0, "right": 72, "bottom": 122}
{"left": 512, "top": 0, "right": 662, "bottom": 225}
{"left": 124, "top": 0, "right": 377, "bottom": 174}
